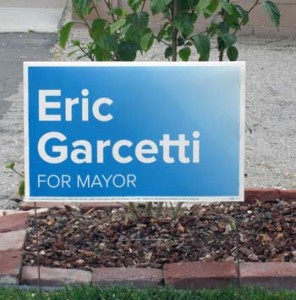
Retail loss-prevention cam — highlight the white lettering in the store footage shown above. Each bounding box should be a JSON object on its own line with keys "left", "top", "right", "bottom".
{"left": 39, "top": 90, "right": 61, "bottom": 121}
{"left": 127, "top": 174, "right": 137, "bottom": 188}
{"left": 135, "top": 140, "right": 158, "bottom": 163}
{"left": 37, "top": 131, "right": 200, "bottom": 165}
{"left": 65, "top": 97, "right": 79, "bottom": 121}
{"left": 112, "top": 140, "right": 133, "bottom": 164}
{"left": 92, "top": 98, "right": 113, "bottom": 122}
{"left": 38, "top": 132, "right": 67, "bottom": 164}
{"left": 71, "top": 140, "right": 92, "bottom": 164}
{"left": 77, "top": 174, "right": 90, "bottom": 188}
{"left": 97, "top": 140, "right": 111, "bottom": 163}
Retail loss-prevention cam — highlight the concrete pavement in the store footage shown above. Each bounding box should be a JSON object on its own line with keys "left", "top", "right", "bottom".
{"left": 0, "top": 33, "right": 57, "bottom": 119}
{"left": 0, "top": 33, "right": 57, "bottom": 208}
{"left": 0, "top": 0, "right": 67, "bottom": 33}
{"left": 0, "top": 1, "right": 66, "bottom": 208}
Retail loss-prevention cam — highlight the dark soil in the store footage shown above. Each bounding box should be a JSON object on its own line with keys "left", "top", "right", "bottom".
{"left": 23, "top": 200, "right": 296, "bottom": 271}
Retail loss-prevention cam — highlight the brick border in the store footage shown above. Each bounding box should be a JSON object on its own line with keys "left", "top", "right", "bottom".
{"left": 1, "top": 189, "right": 296, "bottom": 289}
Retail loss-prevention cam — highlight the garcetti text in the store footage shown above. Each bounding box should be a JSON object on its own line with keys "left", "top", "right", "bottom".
{"left": 37, "top": 89, "right": 201, "bottom": 165}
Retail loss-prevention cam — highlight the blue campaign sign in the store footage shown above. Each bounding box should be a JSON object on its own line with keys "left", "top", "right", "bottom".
{"left": 24, "top": 62, "right": 245, "bottom": 202}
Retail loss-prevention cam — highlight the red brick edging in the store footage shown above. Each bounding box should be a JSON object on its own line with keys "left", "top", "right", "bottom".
{"left": 0, "top": 188, "right": 295, "bottom": 289}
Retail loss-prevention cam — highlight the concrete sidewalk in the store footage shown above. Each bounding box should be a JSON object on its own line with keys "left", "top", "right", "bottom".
{"left": 0, "top": 0, "right": 67, "bottom": 33}
{"left": 0, "top": 1, "right": 66, "bottom": 208}
{"left": 0, "top": 33, "right": 58, "bottom": 209}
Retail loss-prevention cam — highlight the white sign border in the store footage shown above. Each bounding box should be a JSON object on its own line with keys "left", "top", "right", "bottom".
{"left": 24, "top": 61, "right": 245, "bottom": 203}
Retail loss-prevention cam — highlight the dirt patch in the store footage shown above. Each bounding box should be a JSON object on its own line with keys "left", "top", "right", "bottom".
{"left": 23, "top": 200, "right": 296, "bottom": 271}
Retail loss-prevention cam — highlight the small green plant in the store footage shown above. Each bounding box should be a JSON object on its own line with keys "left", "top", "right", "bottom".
{"left": 124, "top": 201, "right": 184, "bottom": 220}
{"left": 60, "top": 0, "right": 280, "bottom": 62}
{"left": 6, "top": 162, "right": 24, "bottom": 197}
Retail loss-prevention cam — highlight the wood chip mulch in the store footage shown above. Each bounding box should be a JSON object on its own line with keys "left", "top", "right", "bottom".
{"left": 23, "top": 200, "right": 296, "bottom": 271}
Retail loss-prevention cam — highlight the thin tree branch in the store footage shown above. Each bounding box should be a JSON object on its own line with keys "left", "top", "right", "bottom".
{"left": 91, "top": 0, "right": 101, "bottom": 18}
{"left": 171, "top": 0, "right": 178, "bottom": 61}
{"left": 81, "top": 14, "right": 92, "bottom": 31}
{"left": 233, "top": 0, "right": 260, "bottom": 34}
{"left": 104, "top": 0, "right": 116, "bottom": 22}
{"left": 11, "top": 168, "right": 24, "bottom": 178}
{"left": 141, "top": 0, "right": 146, "bottom": 12}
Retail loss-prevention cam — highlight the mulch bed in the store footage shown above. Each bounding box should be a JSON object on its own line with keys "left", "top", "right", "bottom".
{"left": 23, "top": 200, "right": 296, "bottom": 271}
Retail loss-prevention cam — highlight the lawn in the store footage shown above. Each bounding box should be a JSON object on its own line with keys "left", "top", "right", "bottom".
{"left": 0, "top": 286, "right": 296, "bottom": 300}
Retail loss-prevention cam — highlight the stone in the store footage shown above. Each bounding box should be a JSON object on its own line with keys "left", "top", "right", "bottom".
{"left": 0, "top": 210, "right": 27, "bottom": 216}
{"left": 28, "top": 208, "right": 49, "bottom": 217}
{"left": 240, "top": 262, "right": 296, "bottom": 290}
{"left": 20, "top": 201, "right": 78, "bottom": 211}
{"left": 21, "top": 267, "right": 92, "bottom": 286}
{"left": 92, "top": 268, "right": 164, "bottom": 288}
{"left": 79, "top": 202, "right": 123, "bottom": 213}
{"left": 279, "top": 190, "right": 296, "bottom": 201}
{"left": 0, "top": 212, "right": 29, "bottom": 233}
{"left": 164, "top": 262, "right": 238, "bottom": 289}
{"left": 244, "top": 188, "right": 281, "bottom": 203}
{"left": 0, "top": 230, "right": 27, "bottom": 251}
{"left": 0, "top": 250, "right": 22, "bottom": 285}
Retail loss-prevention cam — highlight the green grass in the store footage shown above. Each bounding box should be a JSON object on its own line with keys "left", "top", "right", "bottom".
{"left": 0, "top": 286, "right": 295, "bottom": 300}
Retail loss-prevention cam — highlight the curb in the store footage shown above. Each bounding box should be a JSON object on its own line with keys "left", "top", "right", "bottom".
{"left": 244, "top": 188, "right": 296, "bottom": 202}
{"left": 0, "top": 188, "right": 296, "bottom": 290}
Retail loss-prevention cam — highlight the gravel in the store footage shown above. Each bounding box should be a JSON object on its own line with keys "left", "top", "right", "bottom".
{"left": 1, "top": 29, "right": 295, "bottom": 209}
{"left": 23, "top": 201, "right": 296, "bottom": 270}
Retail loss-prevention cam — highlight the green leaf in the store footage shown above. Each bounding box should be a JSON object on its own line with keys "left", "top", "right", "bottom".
{"left": 224, "top": 14, "right": 240, "bottom": 29}
{"left": 157, "top": 22, "right": 170, "bottom": 41}
{"left": 110, "top": 18, "right": 126, "bottom": 34}
{"left": 151, "top": 0, "right": 173, "bottom": 15}
{"left": 124, "top": 24, "right": 146, "bottom": 46}
{"left": 71, "top": 39, "right": 81, "bottom": 47}
{"left": 192, "top": 34, "right": 210, "bottom": 61}
{"left": 128, "top": 0, "right": 144, "bottom": 12}
{"left": 177, "top": 36, "right": 185, "bottom": 46}
{"left": 174, "top": 12, "right": 197, "bottom": 37}
{"left": 91, "top": 19, "right": 108, "bottom": 39}
{"left": 204, "top": 0, "right": 219, "bottom": 18}
{"left": 6, "top": 162, "right": 15, "bottom": 170}
{"left": 165, "top": 46, "right": 173, "bottom": 59}
{"left": 126, "top": 12, "right": 149, "bottom": 27}
{"left": 207, "top": 23, "right": 219, "bottom": 37}
{"left": 140, "top": 32, "right": 154, "bottom": 51}
{"left": 72, "top": 0, "right": 92, "bottom": 17}
{"left": 261, "top": 0, "right": 280, "bottom": 28}
{"left": 95, "top": 35, "right": 117, "bottom": 52}
{"left": 234, "top": 5, "right": 249, "bottom": 26}
{"left": 179, "top": 47, "right": 191, "bottom": 61}
{"left": 118, "top": 41, "right": 138, "bottom": 61}
{"left": 93, "top": 46, "right": 112, "bottom": 61}
{"left": 221, "top": 2, "right": 234, "bottom": 14}
{"left": 196, "top": 0, "right": 211, "bottom": 15}
{"left": 221, "top": 33, "right": 237, "bottom": 47}
{"left": 177, "top": 0, "right": 199, "bottom": 11}
{"left": 18, "top": 180, "right": 25, "bottom": 197}
{"left": 59, "top": 21, "right": 74, "bottom": 49}
{"left": 227, "top": 46, "right": 238, "bottom": 61}
{"left": 218, "top": 21, "right": 229, "bottom": 34}
{"left": 109, "top": 8, "right": 126, "bottom": 17}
